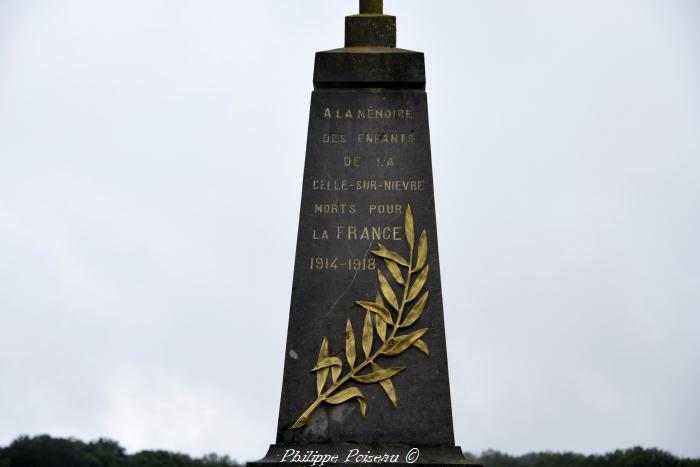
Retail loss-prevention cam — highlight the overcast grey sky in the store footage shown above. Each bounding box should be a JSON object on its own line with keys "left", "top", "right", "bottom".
{"left": 1, "top": 0, "right": 699, "bottom": 462}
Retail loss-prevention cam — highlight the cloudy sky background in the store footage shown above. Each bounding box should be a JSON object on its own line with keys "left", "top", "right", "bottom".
{"left": 1, "top": 0, "right": 699, "bottom": 462}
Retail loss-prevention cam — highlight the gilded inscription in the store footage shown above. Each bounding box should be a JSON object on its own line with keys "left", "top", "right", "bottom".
{"left": 359, "top": 108, "right": 414, "bottom": 119}
{"left": 322, "top": 133, "right": 346, "bottom": 143}
{"left": 322, "top": 108, "right": 414, "bottom": 120}
{"left": 376, "top": 157, "right": 395, "bottom": 168}
{"left": 312, "top": 180, "right": 423, "bottom": 191}
{"left": 309, "top": 257, "right": 377, "bottom": 272}
{"left": 357, "top": 133, "right": 415, "bottom": 144}
{"left": 312, "top": 226, "right": 401, "bottom": 241}
{"left": 312, "top": 179, "right": 348, "bottom": 191}
{"left": 355, "top": 180, "right": 378, "bottom": 191}
{"left": 344, "top": 156, "right": 361, "bottom": 167}
{"left": 383, "top": 180, "right": 425, "bottom": 191}
{"left": 314, "top": 203, "right": 357, "bottom": 215}
{"left": 369, "top": 204, "right": 403, "bottom": 215}
{"left": 336, "top": 226, "right": 403, "bottom": 241}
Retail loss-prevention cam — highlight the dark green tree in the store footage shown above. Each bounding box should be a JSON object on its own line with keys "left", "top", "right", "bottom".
{"left": 2, "top": 435, "right": 95, "bottom": 467}
{"left": 468, "top": 447, "right": 700, "bottom": 467}
{"left": 86, "top": 438, "right": 127, "bottom": 467}
{"left": 3, "top": 435, "right": 698, "bottom": 467}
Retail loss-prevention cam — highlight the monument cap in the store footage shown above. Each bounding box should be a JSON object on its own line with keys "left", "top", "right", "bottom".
{"left": 346, "top": 0, "right": 396, "bottom": 47}
{"left": 360, "top": 0, "right": 383, "bottom": 14}
{"left": 314, "top": 0, "right": 424, "bottom": 89}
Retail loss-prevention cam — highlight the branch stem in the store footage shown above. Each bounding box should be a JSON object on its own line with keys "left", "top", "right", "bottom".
{"left": 291, "top": 245, "right": 417, "bottom": 429}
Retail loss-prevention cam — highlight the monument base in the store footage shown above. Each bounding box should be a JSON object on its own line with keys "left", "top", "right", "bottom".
{"left": 248, "top": 444, "right": 481, "bottom": 467}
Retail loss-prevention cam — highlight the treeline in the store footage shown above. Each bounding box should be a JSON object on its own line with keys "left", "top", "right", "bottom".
{"left": 0, "top": 436, "right": 241, "bottom": 467}
{"left": 1, "top": 436, "right": 699, "bottom": 467}
{"left": 464, "top": 448, "right": 700, "bottom": 467}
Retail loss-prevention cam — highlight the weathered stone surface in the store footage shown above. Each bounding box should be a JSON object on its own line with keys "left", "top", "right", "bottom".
{"left": 250, "top": 2, "right": 477, "bottom": 466}
{"left": 360, "top": 0, "right": 383, "bottom": 14}
{"left": 277, "top": 87, "right": 451, "bottom": 444}
{"left": 345, "top": 15, "right": 396, "bottom": 48}
{"left": 314, "top": 49, "right": 425, "bottom": 89}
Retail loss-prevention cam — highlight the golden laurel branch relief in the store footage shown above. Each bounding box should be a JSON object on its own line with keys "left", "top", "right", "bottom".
{"left": 291, "top": 204, "right": 431, "bottom": 429}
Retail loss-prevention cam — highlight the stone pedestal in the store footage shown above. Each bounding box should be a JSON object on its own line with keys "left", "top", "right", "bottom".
{"left": 250, "top": 2, "right": 478, "bottom": 466}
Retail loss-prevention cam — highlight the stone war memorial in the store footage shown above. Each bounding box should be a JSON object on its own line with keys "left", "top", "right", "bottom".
{"left": 250, "top": 1, "right": 477, "bottom": 466}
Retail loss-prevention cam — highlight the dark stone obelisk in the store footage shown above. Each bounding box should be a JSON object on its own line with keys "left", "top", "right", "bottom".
{"left": 251, "top": 2, "right": 476, "bottom": 465}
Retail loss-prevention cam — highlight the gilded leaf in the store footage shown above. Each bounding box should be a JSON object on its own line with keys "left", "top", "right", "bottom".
{"left": 316, "top": 337, "right": 329, "bottom": 395}
{"left": 413, "top": 338, "right": 430, "bottom": 356}
{"left": 375, "top": 314, "right": 387, "bottom": 342}
{"left": 372, "top": 363, "right": 398, "bottom": 408}
{"left": 345, "top": 319, "right": 356, "bottom": 369}
{"left": 358, "top": 397, "right": 367, "bottom": 416}
{"left": 384, "top": 328, "right": 429, "bottom": 356}
{"left": 407, "top": 265, "right": 429, "bottom": 302}
{"left": 331, "top": 363, "right": 342, "bottom": 383}
{"left": 405, "top": 205, "right": 415, "bottom": 252}
{"left": 415, "top": 230, "right": 428, "bottom": 271}
{"left": 352, "top": 366, "right": 404, "bottom": 384}
{"left": 356, "top": 300, "right": 393, "bottom": 325}
{"left": 311, "top": 356, "right": 343, "bottom": 372}
{"left": 372, "top": 244, "right": 409, "bottom": 267}
{"left": 374, "top": 293, "right": 387, "bottom": 341}
{"left": 378, "top": 269, "right": 400, "bottom": 311}
{"left": 291, "top": 418, "right": 306, "bottom": 429}
{"left": 324, "top": 387, "right": 367, "bottom": 416}
{"left": 362, "top": 310, "right": 373, "bottom": 360}
{"left": 401, "top": 291, "right": 429, "bottom": 328}
{"left": 324, "top": 387, "right": 363, "bottom": 404}
{"left": 385, "top": 259, "right": 405, "bottom": 285}
{"left": 375, "top": 292, "right": 384, "bottom": 306}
